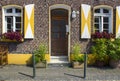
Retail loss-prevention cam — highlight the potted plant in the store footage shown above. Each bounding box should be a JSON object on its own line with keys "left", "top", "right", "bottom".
{"left": 107, "top": 38, "right": 120, "bottom": 68}
{"left": 91, "top": 38, "right": 108, "bottom": 67}
{"left": 72, "top": 43, "right": 84, "bottom": 69}
{"left": 34, "top": 43, "right": 47, "bottom": 68}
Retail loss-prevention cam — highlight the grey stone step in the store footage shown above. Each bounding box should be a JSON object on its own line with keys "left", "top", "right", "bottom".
{"left": 48, "top": 63, "right": 71, "bottom": 68}
{"left": 50, "top": 56, "right": 69, "bottom": 63}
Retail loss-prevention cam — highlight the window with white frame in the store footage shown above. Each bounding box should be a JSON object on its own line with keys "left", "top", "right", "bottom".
{"left": 3, "top": 7, "right": 22, "bottom": 33}
{"left": 94, "top": 7, "right": 112, "bottom": 33}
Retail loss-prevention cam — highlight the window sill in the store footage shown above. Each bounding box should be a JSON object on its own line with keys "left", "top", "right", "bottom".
{"left": 0, "top": 38, "right": 24, "bottom": 42}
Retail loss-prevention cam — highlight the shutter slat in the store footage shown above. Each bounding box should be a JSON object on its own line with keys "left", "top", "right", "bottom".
{"left": 81, "top": 4, "right": 91, "bottom": 39}
{"left": 24, "top": 4, "right": 34, "bottom": 39}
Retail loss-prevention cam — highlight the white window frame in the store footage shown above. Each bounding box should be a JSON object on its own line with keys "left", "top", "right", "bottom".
{"left": 2, "top": 5, "right": 22, "bottom": 33}
{"left": 94, "top": 6, "right": 113, "bottom": 33}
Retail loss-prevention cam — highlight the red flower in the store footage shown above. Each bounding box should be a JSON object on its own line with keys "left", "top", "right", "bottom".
{"left": 1, "top": 32, "right": 23, "bottom": 42}
{"left": 92, "top": 32, "right": 115, "bottom": 39}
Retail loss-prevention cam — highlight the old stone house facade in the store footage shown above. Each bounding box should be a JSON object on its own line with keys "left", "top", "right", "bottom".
{"left": 0, "top": 0, "right": 120, "bottom": 64}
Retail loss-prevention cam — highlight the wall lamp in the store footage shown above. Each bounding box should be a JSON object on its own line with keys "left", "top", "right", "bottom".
{"left": 72, "top": 10, "right": 79, "bottom": 18}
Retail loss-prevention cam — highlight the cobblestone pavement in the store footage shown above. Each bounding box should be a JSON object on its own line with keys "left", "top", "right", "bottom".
{"left": 0, "top": 65, "right": 120, "bottom": 81}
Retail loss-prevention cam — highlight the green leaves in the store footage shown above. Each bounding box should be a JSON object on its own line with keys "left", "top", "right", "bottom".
{"left": 34, "top": 44, "right": 47, "bottom": 63}
{"left": 72, "top": 43, "right": 84, "bottom": 62}
{"left": 91, "top": 38, "right": 108, "bottom": 61}
{"left": 107, "top": 38, "right": 120, "bottom": 60}
{"left": 72, "top": 43, "right": 81, "bottom": 55}
{"left": 91, "top": 38, "right": 120, "bottom": 61}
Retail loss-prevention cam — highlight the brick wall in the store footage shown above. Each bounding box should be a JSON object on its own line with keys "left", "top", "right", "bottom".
{"left": 0, "top": 0, "right": 119, "bottom": 54}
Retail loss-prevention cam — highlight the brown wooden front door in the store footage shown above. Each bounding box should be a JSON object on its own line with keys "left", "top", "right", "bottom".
{"left": 51, "top": 9, "right": 68, "bottom": 56}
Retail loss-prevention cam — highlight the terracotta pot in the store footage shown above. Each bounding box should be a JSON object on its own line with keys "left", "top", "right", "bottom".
{"left": 72, "top": 61, "right": 84, "bottom": 69}
{"left": 35, "top": 61, "right": 47, "bottom": 68}
{"left": 109, "top": 59, "right": 119, "bottom": 68}
{"left": 95, "top": 60, "right": 105, "bottom": 67}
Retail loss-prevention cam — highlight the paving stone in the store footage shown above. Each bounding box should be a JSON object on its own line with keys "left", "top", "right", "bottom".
{"left": 0, "top": 65, "right": 120, "bottom": 81}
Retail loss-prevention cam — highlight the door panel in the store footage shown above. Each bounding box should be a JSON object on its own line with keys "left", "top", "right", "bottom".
{"left": 51, "top": 9, "right": 68, "bottom": 56}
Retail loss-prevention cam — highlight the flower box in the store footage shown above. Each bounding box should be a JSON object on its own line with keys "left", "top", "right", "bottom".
{"left": 0, "top": 32, "right": 23, "bottom": 42}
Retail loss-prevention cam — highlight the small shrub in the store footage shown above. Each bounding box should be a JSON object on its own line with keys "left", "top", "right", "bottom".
{"left": 72, "top": 43, "right": 84, "bottom": 62}
{"left": 91, "top": 38, "right": 108, "bottom": 61}
{"left": 107, "top": 38, "right": 120, "bottom": 60}
{"left": 34, "top": 43, "right": 47, "bottom": 63}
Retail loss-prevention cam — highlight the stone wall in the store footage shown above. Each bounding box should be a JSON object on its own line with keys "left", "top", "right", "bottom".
{"left": 0, "top": 0, "right": 119, "bottom": 54}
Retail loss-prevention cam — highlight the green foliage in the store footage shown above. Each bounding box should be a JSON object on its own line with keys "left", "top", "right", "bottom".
{"left": 72, "top": 43, "right": 81, "bottom": 55}
{"left": 91, "top": 38, "right": 108, "bottom": 61}
{"left": 76, "top": 55, "right": 84, "bottom": 62}
{"left": 107, "top": 38, "right": 120, "bottom": 60}
{"left": 35, "top": 55, "right": 40, "bottom": 63}
{"left": 72, "top": 43, "right": 84, "bottom": 62}
{"left": 34, "top": 43, "right": 47, "bottom": 63}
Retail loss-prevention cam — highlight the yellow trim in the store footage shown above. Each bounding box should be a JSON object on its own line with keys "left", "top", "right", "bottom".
{"left": 49, "top": 4, "right": 71, "bottom": 62}
{"left": 8, "top": 54, "right": 50, "bottom": 65}
{"left": 2, "top": 5, "right": 23, "bottom": 34}
{"left": 2, "top": 5, "right": 22, "bottom": 9}
{"left": 94, "top": 5, "right": 113, "bottom": 9}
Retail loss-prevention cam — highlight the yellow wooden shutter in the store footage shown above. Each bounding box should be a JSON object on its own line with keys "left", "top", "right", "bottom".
{"left": 24, "top": 4, "right": 34, "bottom": 39}
{"left": 81, "top": 4, "right": 91, "bottom": 39}
{"left": 116, "top": 6, "right": 120, "bottom": 38}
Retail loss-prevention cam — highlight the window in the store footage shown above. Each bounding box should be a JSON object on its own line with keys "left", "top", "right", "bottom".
{"left": 94, "top": 7, "right": 112, "bottom": 33}
{"left": 3, "top": 7, "right": 22, "bottom": 33}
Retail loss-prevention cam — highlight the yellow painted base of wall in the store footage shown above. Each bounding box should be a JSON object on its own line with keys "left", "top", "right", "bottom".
{"left": 8, "top": 53, "right": 106, "bottom": 65}
{"left": 8, "top": 54, "right": 32, "bottom": 65}
{"left": 8, "top": 54, "right": 50, "bottom": 65}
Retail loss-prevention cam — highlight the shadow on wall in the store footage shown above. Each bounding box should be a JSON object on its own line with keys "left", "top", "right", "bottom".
{"left": 26, "top": 56, "right": 33, "bottom": 66}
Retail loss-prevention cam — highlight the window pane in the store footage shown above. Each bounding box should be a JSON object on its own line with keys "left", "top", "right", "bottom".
{"left": 15, "top": 9, "right": 21, "bottom": 13}
{"left": 6, "top": 16, "right": 13, "bottom": 32}
{"left": 6, "top": 8, "right": 12, "bottom": 13}
{"left": 7, "top": 24, "right": 12, "bottom": 29}
{"left": 94, "top": 24, "right": 99, "bottom": 30}
{"left": 103, "top": 9, "right": 109, "bottom": 13}
{"left": 103, "top": 24, "right": 109, "bottom": 29}
{"left": 16, "top": 17, "right": 21, "bottom": 22}
{"left": 16, "top": 23, "right": 21, "bottom": 28}
{"left": 95, "top": 9, "right": 100, "bottom": 13}
{"left": 94, "top": 17, "right": 99, "bottom": 22}
{"left": 103, "top": 17, "right": 109, "bottom": 23}
{"left": 7, "top": 16, "right": 12, "bottom": 23}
